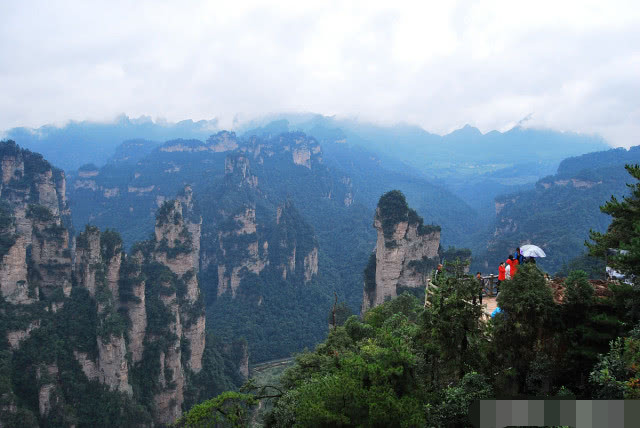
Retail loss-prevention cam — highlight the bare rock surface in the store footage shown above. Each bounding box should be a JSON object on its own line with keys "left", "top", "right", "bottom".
{"left": 363, "top": 192, "right": 441, "bottom": 312}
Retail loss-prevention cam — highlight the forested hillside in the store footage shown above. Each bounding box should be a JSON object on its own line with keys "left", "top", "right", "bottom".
{"left": 181, "top": 266, "right": 640, "bottom": 426}
{"left": 475, "top": 145, "right": 640, "bottom": 274}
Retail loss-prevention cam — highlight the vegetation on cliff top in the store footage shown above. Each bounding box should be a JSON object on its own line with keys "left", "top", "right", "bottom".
{"left": 377, "top": 190, "right": 440, "bottom": 247}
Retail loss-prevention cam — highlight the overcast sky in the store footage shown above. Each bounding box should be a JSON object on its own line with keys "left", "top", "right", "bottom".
{"left": 1, "top": 1, "right": 639, "bottom": 147}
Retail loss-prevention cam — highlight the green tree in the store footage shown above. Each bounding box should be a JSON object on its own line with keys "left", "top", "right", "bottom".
{"left": 266, "top": 295, "right": 428, "bottom": 427}
{"left": 428, "top": 372, "right": 493, "bottom": 427}
{"left": 173, "top": 391, "right": 257, "bottom": 427}
{"left": 554, "top": 270, "right": 624, "bottom": 395}
{"left": 422, "top": 262, "right": 487, "bottom": 383}
{"left": 327, "top": 300, "right": 353, "bottom": 328}
{"left": 589, "top": 325, "right": 640, "bottom": 399}
{"left": 492, "top": 264, "right": 557, "bottom": 393}
{"left": 588, "top": 164, "right": 640, "bottom": 280}
{"left": 564, "top": 270, "right": 595, "bottom": 307}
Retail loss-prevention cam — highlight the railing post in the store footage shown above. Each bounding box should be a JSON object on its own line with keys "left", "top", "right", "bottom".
{"left": 491, "top": 274, "right": 496, "bottom": 296}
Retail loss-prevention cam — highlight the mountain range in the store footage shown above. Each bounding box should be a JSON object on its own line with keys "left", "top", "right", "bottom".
{"left": 2, "top": 114, "right": 632, "bottom": 362}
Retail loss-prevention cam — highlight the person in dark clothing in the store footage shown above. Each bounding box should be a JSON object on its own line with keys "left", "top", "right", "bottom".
{"left": 475, "top": 272, "right": 483, "bottom": 304}
{"left": 515, "top": 247, "right": 525, "bottom": 265}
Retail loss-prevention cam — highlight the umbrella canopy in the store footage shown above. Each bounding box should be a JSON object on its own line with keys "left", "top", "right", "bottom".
{"left": 520, "top": 244, "right": 546, "bottom": 258}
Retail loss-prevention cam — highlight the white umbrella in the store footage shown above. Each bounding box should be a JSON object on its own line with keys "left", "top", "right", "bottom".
{"left": 520, "top": 244, "right": 546, "bottom": 258}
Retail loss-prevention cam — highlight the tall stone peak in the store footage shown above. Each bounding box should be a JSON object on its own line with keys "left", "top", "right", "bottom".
{"left": 149, "top": 196, "right": 206, "bottom": 423}
{"left": 211, "top": 196, "right": 319, "bottom": 301}
{"left": 224, "top": 153, "right": 258, "bottom": 188}
{"left": 272, "top": 200, "right": 319, "bottom": 284}
{"left": 0, "top": 140, "right": 67, "bottom": 218}
{"left": 74, "top": 226, "right": 132, "bottom": 395}
{"left": 362, "top": 190, "right": 441, "bottom": 312}
{"left": 206, "top": 130, "right": 238, "bottom": 152}
{"left": 275, "top": 132, "right": 322, "bottom": 169}
{"left": 0, "top": 140, "right": 71, "bottom": 305}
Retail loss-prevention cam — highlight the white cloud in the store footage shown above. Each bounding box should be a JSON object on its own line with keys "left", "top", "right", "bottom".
{"left": 0, "top": 0, "right": 639, "bottom": 146}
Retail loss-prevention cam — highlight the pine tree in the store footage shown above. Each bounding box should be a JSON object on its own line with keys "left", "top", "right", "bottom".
{"left": 588, "top": 164, "right": 640, "bottom": 280}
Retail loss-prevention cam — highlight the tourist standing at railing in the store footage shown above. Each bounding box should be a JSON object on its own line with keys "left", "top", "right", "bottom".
{"left": 475, "top": 272, "right": 483, "bottom": 304}
{"left": 497, "top": 262, "right": 506, "bottom": 294}
{"left": 515, "top": 247, "right": 525, "bottom": 265}
{"left": 506, "top": 255, "right": 519, "bottom": 277}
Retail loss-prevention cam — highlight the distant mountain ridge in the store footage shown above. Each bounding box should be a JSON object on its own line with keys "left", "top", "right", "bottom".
{"left": 238, "top": 114, "right": 609, "bottom": 178}
{"left": 557, "top": 146, "right": 640, "bottom": 177}
{"left": 4, "top": 113, "right": 609, "bottom": 176}
{"left": 3, "top": 115, "right": 218, "bottom": 171}
{"left": 239, "top": 115, "right": 610, "bottom": 230}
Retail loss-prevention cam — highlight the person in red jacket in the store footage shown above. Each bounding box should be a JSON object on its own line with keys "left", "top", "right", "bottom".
{"left": 511, "top": 255, "right": 519, "bottom": 276}
{"left": 497, "top": 262, "right": 506, "bottom": 294}
{"left": 506, "top": 255, "right": 519, "bottom": 277}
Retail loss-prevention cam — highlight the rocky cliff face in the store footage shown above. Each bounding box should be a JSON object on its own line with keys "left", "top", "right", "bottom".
{"left": 216, "top": 206, "right": 267, "bottom": 297}
{"left": 153, "top": 195, "right": 206, "bottom": 373}
{"left": 123, "top": 250, "right": 147, "bottom": 364}
{"left": 223, "top": 341, "right": 250, "bottom": 381}
{"left": 0, "top": 141, "right": 70, "bottom": 306}
{"left": 145, "top": 196, "right": 206, "bottom": 423}
{"left": 207, "top": 155, "right": 319, "bottom": 300}
{"left": 0, "top": 142, "right": 79, "bottom": 423}
{"left": 362, "top": 190, "right": 441, "bottom": 312}
{"left": 0, "top": 141, "right": 210, "bottom": 426}
{"left": 273, "top": 201, "right": 319, "bottom": 284}
{"left": 74, "top": 226, "right": 132, "bottom": 394}
{"left": 214, "top": 155, "right": 267, "bottom": 297}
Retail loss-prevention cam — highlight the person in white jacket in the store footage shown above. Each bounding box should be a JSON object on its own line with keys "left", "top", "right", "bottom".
{"left": 505, "top": 263, "right": 511, "bottom": 280}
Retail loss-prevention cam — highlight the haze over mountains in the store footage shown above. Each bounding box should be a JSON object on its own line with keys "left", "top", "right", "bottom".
{"left": 3, "top": 1, "right": 639, "bottom": 423}
{"left": 2, "top": 116, "right": 219, "bottom": 171}
{"left": 3, "top": 114, "right": 608, "bottom": 172}
{"left": 1, "top": 114, "right": 624, "bottom": 257}
{"left": 3, "top": 114, "right": 611, "bottom": 226}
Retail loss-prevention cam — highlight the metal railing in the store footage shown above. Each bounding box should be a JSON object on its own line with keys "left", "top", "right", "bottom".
{"left": 480, "top": 274, "right": 500, "bottom": 297}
